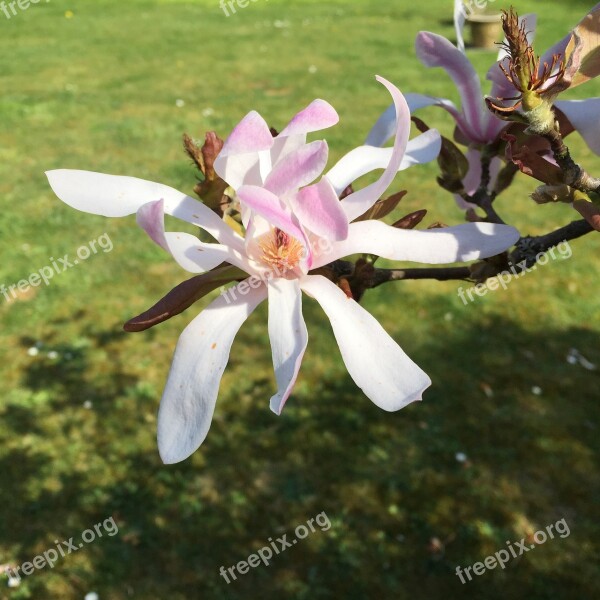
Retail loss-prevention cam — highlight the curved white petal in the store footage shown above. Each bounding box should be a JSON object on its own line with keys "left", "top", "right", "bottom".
{"left": 136, "top": 200, "right": 233, "bottom": 273}
{"left": 46, "top": 169, "right": 180, "bottom": 217}
{"left": 46, "top": 170, "right": 245, "bottom": 251}
{"left": 162, "top": 234, "right": 235, "bottom": 273}
{"left": 312, "top": 221, "right": 520, "bottom": 268}
{"left": 555, "top": 98, "right": 600, "bottom": 155}
{"left": 365, "top": 93, "right": 452, "bottom": 147}
{"left": 327, "top": 130, "right": 441, "bottom": 195}
{"left": 342, "top": 77, "right": 411, "bottom": 222}
{"left": 300, "top": 275, "right": 431, "bottom": 411}
{"left": 365, "top": 93, "right": 469, "bottom": 146}
{"left": 268, "top": 278, "right": 308, "bottom": 415}
{"left": 157, "top": 282, "right": 267, "bottom": 464}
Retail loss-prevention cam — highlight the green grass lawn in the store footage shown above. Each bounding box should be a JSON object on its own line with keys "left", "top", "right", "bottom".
{"left": 1, "top": 0, "right": 600, "bottom": 598}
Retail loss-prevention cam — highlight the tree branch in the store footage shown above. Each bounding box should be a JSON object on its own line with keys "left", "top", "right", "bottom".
{"left": 371, "top": 266, "right": 471, "bottom": 287}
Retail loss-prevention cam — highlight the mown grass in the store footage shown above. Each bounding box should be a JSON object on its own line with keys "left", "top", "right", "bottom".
{"left": 1, "top": 0, "right": 599, "bottom": 598}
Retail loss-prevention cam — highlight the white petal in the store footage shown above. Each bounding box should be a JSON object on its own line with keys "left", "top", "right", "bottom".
{"left": 267, "top": 278, "right": 308, "bottom": 415}
{"left": 342, "top": 77, "right": 411, "bottom": 222}
{"left": 157, "top": 282, "right": 267, "bottom": 463}
{"left": 214, "top": 152, "right": 264, "bottom": 190}
{"left": 454, "top": 0, "right": 466, "bottom": 53}
{"left": 300, "top": 275, "right": 431, "bottom": 411}
{"left": 312, "top": 221, "right": 520, "bottom": 268}
{"left": 136, "top": 200, "right": 232, "bottom": 273}
{"left": 365, "top": 93, "right": 447, "bottom": 147}
{"left": 327, "top": 130, "right": 441, "bottom": 195}
{"left": 46, "top": 169, "right": 181, "bottom": 217}
{"left": 555, "top": 98, "right": 600, "bottom": 155}
{"left": 46, "top": 170, "right": 244, "bottom": 250}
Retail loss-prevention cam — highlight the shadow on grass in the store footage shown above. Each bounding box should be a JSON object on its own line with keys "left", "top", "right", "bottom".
{"left": 2, "top": 310, "right": 599, "bottom": 600}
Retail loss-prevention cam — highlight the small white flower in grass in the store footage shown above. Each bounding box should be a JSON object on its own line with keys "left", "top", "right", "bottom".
{"left": 455, "top": 452, "right": 468, "bottom": 463}
{"left": 27, "top": 347, "right": 39, "bottom": 357}
{"left": 84, "top": 593, "right": 99, "bottom": 600}
{"left": 7, "top": 576, "right": 20, "bottom": 588}
{"left": 83, "top": 400, "right": 93, "bottom": 410}
{"left": 308, "top": 65, "right": 318, "bottom": 74}
{"left": 48, "top": 351, "right": 59, "bottom": 360}
{"left": 202, "top": 108, "right": 214, "bottom": 117}
{"left": 175, "top": 99, "right": 185, "bottom": 108}
{"left": 481, "top": 383, "right": 494, "bottom": 398}
{"left": 567, "top": 348, "right": 597, "bottom": 370}
{"left": 46, "top": 77, "right": 520, "bottom": 464}
{"left": 532, "top": 386, "right": 542, "bottom": 396}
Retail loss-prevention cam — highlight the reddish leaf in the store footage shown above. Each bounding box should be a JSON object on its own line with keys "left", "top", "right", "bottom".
{"left": 354, "top": 191, "right": 407, "bottom": 222}
{"left": 124, "top": 266, "right": 244, "bottom": 332}
{"left": 392, "top": 209, "right": 427, "bottom": 229}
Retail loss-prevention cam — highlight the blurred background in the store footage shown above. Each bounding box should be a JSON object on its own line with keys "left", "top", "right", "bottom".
{"left": 1, "top": 0, "right": 599, "bottom": 598}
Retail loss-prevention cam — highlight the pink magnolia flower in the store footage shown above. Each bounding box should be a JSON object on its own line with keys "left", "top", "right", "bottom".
{"left": 46, "top": 78, "right": 519, "bottom": 463}
{"left": 368, "top": 9, "right": 600, "bottom": 210}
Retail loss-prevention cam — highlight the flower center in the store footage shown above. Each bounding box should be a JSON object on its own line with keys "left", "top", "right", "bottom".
{"left": 258, "top": 228, "right": 305, "bottom": 274}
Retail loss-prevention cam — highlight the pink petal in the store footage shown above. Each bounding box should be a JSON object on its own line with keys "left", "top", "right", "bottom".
{"left": 270, "top": 100, "right": 338, "bottom": 165}
{"left": 454, "top": 149, "right": 502, "bottom": 210}
{"left": 219, "top": 110, "right": 274, "bottom": 156}
{"left": 213, "top": 111, "right": 274, "bottom": 189}
{"left": 312, "top": 221, "right": 520, "bottom": 268}
{"left": 279, "top": 99, "right": 339, "bottom": 137}
{"left": 416, "top": 31, "right": 487, "bottom": 141}
{"left": 342, "top": 76, "right": 410, "bottom": 222}
{"left": 268, "top": 278, "right": 308, "bottom": 415}
{"left": 300, "top": 275, "right": 431, "bottom": 410}
{"left": 157, "top": 282, "right": 267, "bottom": 463}
{"left": 264, "top": 140, "right": 329, "bottom": 197}
{"left": 237, "top": 185, "right": 307, "bottom": 245}
{"left": 290, "top": 178, "right": 349, "bottom": 241}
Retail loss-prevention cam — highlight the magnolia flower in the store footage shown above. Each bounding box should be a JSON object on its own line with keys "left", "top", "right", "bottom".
{"left": 367, "top": 7, "right": 600, "bottom": 211}
{"left": 47, "top": 78, "right": 519, "bottom": 463}
{"left": 366, "top": 31, "right": 509, "bottom": 209}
